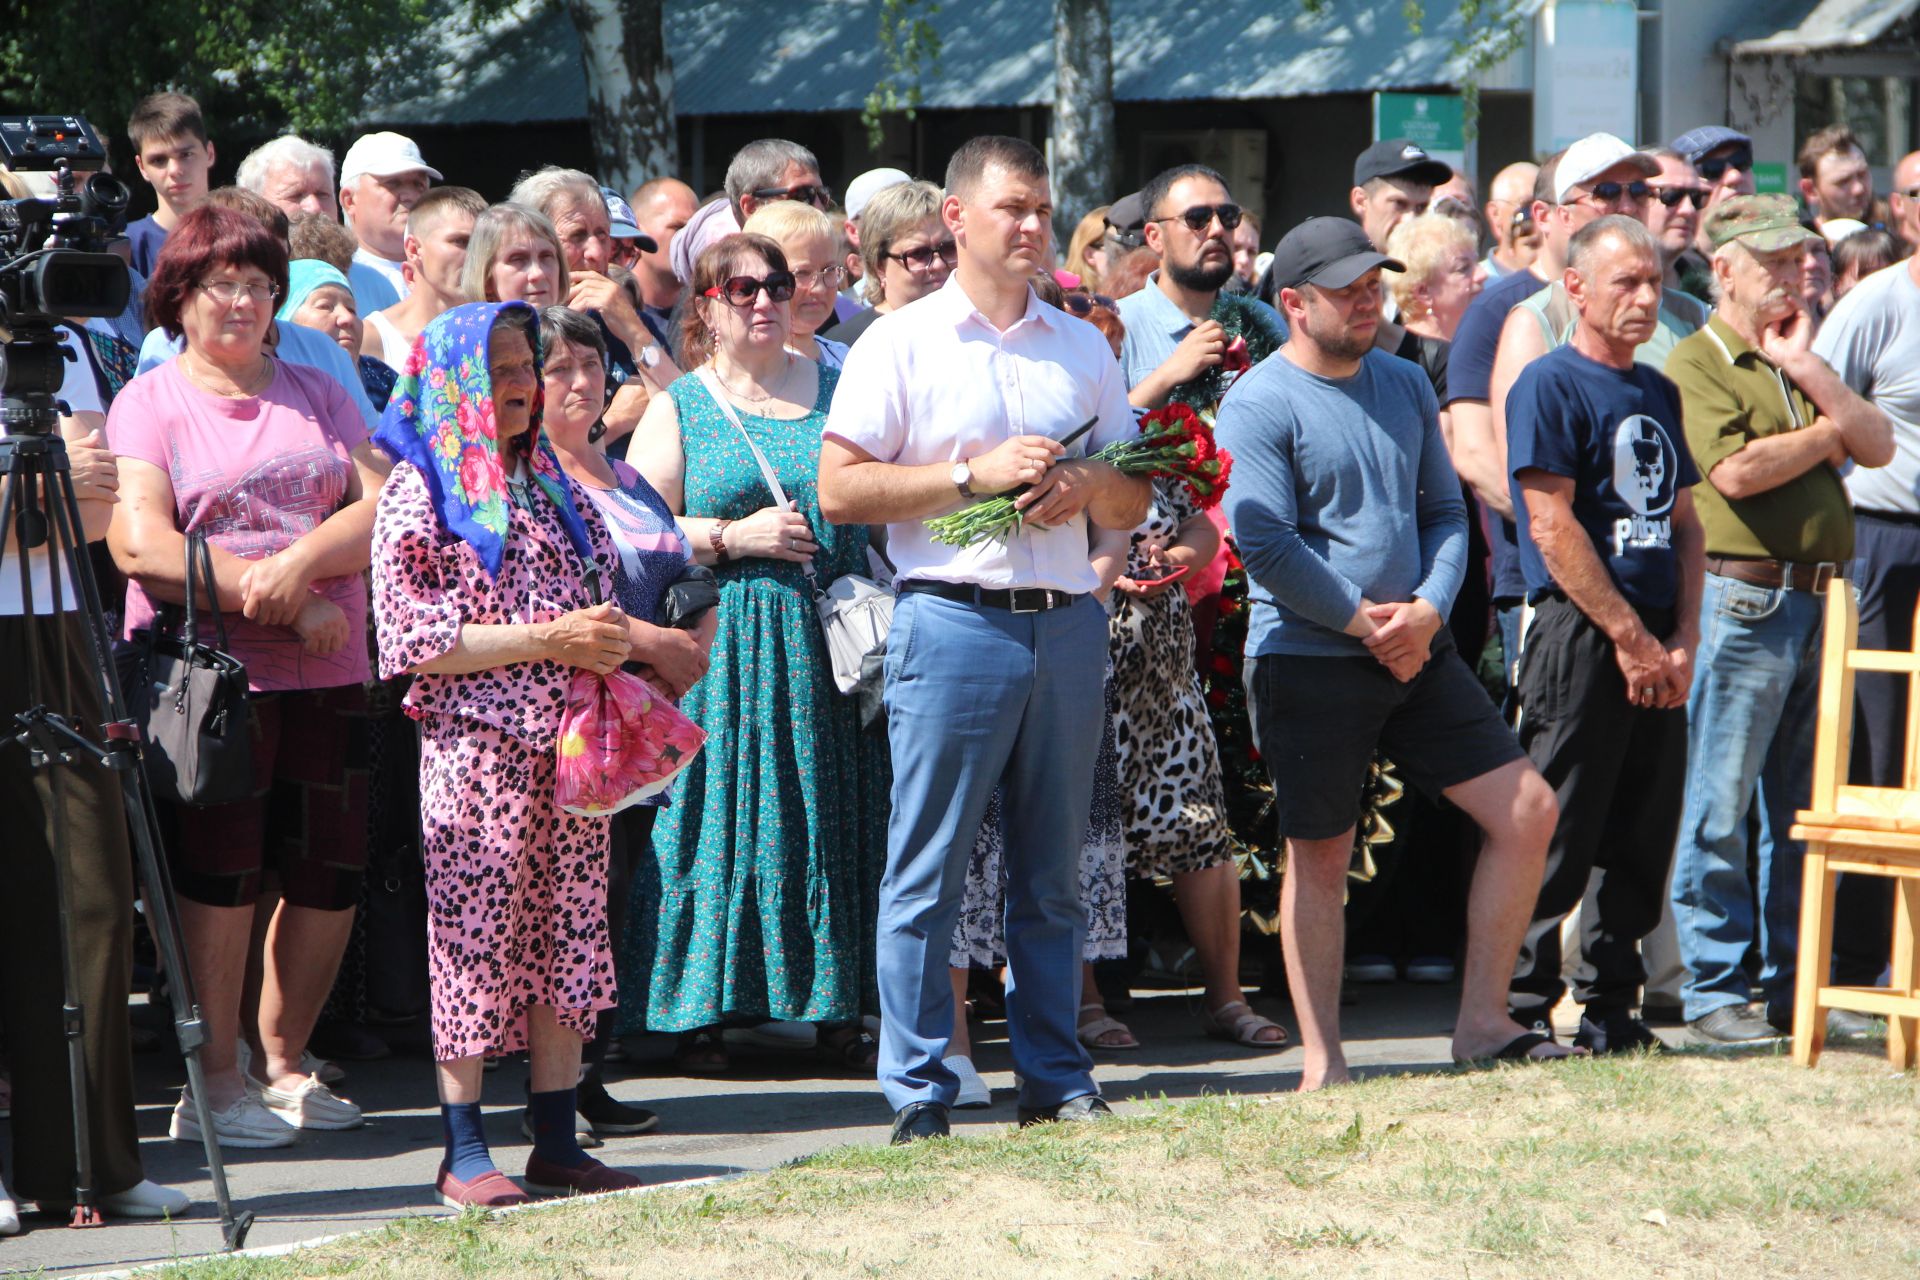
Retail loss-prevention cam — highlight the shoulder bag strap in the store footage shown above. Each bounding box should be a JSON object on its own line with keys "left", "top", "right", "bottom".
{"left": 695, "top": 368, "right": 823, "bottom": 596}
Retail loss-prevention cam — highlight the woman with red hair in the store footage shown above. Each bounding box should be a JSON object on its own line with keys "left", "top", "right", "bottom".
{"left": 107, "top": 205, "right": 387, "bottom": 1148}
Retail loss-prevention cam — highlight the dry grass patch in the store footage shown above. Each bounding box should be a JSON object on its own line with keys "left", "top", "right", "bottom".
{"left": 148, "top": 1046, "right": 1920, "bottom": 1279}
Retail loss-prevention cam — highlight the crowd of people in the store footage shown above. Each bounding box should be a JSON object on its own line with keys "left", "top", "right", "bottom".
{"left": 3, "top": 84, "right": 1918, "bottom": 1226}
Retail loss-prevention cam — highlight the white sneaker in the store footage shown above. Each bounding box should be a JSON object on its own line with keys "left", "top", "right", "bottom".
{"left": 257, "top": 1075, "right": 365, "bottom": 1130}
{"left": 237, "top": 1039, "right": 344, "bottom": 1087}
{"left": 171, "top": 1090, "right": 297, "bottom": 1149}
{"left": 945, "top": 1055, "right": 991, "bottom": 1109}
{"left": 0, "top": 1176, "right": 19, "bottom": 1236}
{"left": 39, "top": 1179, "right": 192, "bottom": 1221}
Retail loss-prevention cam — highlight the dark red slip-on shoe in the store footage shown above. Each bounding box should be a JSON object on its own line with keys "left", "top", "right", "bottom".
{"left": 436, "top": 1165, "right": 533, "bottom": 1209}
{"left": 523, "top": 1154, "right": 645, "bottom": 1196}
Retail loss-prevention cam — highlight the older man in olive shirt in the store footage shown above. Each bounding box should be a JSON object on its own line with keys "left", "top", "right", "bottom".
{"left": 1664, "top": 195, "right": 1895, "bottom": 1044}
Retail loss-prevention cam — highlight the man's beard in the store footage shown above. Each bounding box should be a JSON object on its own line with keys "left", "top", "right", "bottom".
{"left": 1167, "top": 253, "right": 1234, "bottom": 293}
{"left": 1304, "top": 310, "right": 1374, "bottom": 361}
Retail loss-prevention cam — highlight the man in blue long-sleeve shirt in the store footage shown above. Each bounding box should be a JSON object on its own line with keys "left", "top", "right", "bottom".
{"left": 1217, "top": 218, "right": 1569, "bottom": 1085}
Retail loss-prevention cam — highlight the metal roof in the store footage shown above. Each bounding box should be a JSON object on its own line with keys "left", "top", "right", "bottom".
{"left": 1733, "top": 0, "right": 1920, "bottom": 56}
{"left": 370, "top": 0, "right": 1543, "bottom": 127}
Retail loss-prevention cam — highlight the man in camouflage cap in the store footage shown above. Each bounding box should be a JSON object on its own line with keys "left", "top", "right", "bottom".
{"left": 1662, "top": 193, "right": 1895, "bottom": 1044}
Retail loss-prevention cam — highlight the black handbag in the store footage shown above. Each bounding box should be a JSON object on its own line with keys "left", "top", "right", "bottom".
{"left": 133, "top": 532, "right": 252, "bottom": 806}
{"left": 659, "top": 563, "right": 719, "bottom": 630}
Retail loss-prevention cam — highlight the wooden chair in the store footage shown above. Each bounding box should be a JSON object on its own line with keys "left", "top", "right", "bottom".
{"left": 1789, "top": 581, "right": 1920, "bottom": 1069}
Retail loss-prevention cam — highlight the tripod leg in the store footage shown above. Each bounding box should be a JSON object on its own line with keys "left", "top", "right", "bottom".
{"left": 43, "top": 468, "right": 253, "bottom": 1248}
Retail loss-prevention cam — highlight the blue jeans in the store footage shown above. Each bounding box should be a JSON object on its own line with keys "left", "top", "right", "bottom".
{"left": 1670, "top": 571, "right": 1825, "bottom": 1021}
{"left": 875, "top": 591, "right": 1105, "bottom": 1112}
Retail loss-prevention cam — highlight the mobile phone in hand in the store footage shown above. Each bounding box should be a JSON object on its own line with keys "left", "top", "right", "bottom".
{"left": 1132, "top": 564, "right": 1190, "bottom": 584}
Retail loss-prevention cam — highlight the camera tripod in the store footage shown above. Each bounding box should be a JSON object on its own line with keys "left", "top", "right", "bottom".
{"left": 0, "top": 420, "right": 252, "bottom": 1250}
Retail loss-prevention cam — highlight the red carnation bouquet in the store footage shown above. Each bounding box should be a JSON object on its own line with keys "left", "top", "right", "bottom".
{"left": 926, "top": 403, "right": 1233, "bottom": 548}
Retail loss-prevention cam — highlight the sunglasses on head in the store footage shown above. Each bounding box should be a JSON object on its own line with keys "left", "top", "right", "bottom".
{"left": 1156, "top": 202, "right": 1243, "bottom": 233}
{"left": 751, "top": 183, "right": 835, "bottom": 210}
{"left": 703, "top": 271, "right": 797, "bottom": 305}
{"left": 1582, "top": 180, "right": 1652, "bottom": 205}
{"left": 886, "top": 240, "right": 958, "bottom": 272}
{"left": 1652, "top": 186, "right": 1711, "bottom": 210}
{"left": 1062, "top": 292, "right": 1118, "bottom": 316}
{"left": 1696, "top": 149, "right": 1754, "bottom": 182}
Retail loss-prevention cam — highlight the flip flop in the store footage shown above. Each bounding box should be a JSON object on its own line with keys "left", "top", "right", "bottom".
{"left": 1454, "top": 1030, "right": 1580, "bottom": 1066}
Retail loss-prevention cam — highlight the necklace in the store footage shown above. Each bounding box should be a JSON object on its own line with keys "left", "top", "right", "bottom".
{"left": 181, "top": 350, "right": 273, "bottom": 398}
{"left": 713, "top": 352, "right": 792, "bottom": 405}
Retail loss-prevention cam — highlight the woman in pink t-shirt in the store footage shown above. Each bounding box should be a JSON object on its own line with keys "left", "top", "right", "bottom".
{"left": 106, "top": 206, "right": 388, "bottom": 1151}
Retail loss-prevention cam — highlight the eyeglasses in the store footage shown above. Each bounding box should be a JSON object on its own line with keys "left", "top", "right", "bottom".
{"left": 793, "top": 265, "right": 846, "bottom": 291}
{"left": 1578, "top": 181, "right": 1652, "bottom": 206}
{"left": 751, "top": 183, "right": 835, "bottom": 211}
{"left": 1697, "top": 149, "right": 1754, "bottom": 182}
{"left": 703, "top": 272, "right": 797, "bottom": 305}
{"left": 1651, "top": 186, "right": 1710, "bottom": 210}
{"left": 886, "top": 240, "right": 958, "bottom": 273}
{"left": 1155, "top": 203, "right": 1243, "bottom": 233}
{"left": 1062, "top": 292, "right": 1118, "bottom": 317}
{"left": 199, "top": 279, "right": 280, "bottom": 306}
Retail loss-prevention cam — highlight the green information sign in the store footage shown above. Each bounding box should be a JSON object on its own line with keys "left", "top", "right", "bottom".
{"left": 1373, "top": 93, "right": 1466, "bottom": 170}
{"left": 1751, "top": 162, "right": 1789, "bottom": 195}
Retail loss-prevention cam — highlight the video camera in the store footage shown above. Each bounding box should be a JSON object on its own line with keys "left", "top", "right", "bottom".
{"left": 0, "top": 115, "right": 132, "bottom": 433}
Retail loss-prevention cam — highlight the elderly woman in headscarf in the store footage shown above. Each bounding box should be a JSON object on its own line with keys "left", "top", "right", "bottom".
{"left": 369, "top": 300, "right": 643, "bottom": 1208}
{"left": 278, "top": 259, "right": 399, "bottom": 411}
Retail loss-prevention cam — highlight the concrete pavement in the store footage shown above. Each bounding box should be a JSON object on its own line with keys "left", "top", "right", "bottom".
{"left": 3, "top": 980, "right": 1483, "bottom": 1277}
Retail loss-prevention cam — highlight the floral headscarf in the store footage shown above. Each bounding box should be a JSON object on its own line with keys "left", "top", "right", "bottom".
{"left": 373, "top": 300, "right": 595, "bottom": 580}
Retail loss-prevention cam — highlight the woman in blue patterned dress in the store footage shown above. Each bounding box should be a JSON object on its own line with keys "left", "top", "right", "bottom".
{"left": 621, "top": 233, "right": 887, "bottom": 1072}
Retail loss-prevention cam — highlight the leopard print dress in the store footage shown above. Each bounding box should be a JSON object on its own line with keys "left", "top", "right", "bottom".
{"left": 1107, "top": 478, "right": 1236, "bottom": 878}
{"left": 371, "top": 462, "right": 620, "bottom": 1061}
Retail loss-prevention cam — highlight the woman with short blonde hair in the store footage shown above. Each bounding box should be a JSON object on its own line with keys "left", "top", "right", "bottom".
{"left": 742, "top": 200, "right": 848, "bottom": 368}
{"left": 1383, "top": 213, "right": 1484, "bottom": 339}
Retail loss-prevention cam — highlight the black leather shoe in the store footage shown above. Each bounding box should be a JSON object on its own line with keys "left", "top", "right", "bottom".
{"left": 890, "top": 1101, "right": 950, "bottom": 1145}
{"left": 1766, "top": 1005, "right": 1882, "bottom": 1040}
{"left": 1016, "top": 1094, "right": 1113, "bottom": 1127}
{"left": 1573, "top": 1010, "right": 1665, "bottom": 1055}
{"left": 1688, "top": 1004, "right": 1783, "bottom": 1044}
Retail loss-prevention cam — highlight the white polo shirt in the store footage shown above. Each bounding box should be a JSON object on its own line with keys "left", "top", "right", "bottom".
{"left": 824, "top": 273, "right": 1137, "bottom": 594}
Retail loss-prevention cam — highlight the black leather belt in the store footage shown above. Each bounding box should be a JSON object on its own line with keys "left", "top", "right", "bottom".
{"left": 1705, "top": 555, "right": 1839, "bottom": 594}
{"left": 901, "top": 580, "right": 1082, "bottom": 613}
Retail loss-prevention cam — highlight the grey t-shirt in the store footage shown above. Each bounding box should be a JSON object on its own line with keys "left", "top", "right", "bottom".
{"left": 1814, "top": 262, "right": 1920, "bottom": 515}
{"left": 1217, "top": 347, "right": 1467, "bottom": 658}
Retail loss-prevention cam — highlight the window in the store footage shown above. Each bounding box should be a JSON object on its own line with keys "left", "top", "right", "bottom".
{"left": 1795, "top": 74, "right": 1914, "bottom": 168}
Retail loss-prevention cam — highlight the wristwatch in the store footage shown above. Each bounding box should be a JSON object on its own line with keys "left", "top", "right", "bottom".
{"left": 709, "top": 518, "right": 732, "bottom": 562}
{"left": 638, "top": 343, "right": 662, "bottom": 369}
{"left": 951, "top": 460, "right": 976, "bottom": 499}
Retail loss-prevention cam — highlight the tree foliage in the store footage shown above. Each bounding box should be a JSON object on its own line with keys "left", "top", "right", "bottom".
{"left": 0, "top": 1, "right": 509, "bottom": 173}
{"left": 862, "top": 0, "right": 943, "bottom": 152}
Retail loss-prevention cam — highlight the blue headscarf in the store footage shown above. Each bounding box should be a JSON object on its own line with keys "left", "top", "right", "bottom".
{"left": 372, "top": 301, "right": 595, "bottom": 580}
{"left": 276, "top": 259, "right": 353, "bottom": 323}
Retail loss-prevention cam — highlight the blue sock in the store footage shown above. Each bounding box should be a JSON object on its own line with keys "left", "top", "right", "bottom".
{"left": 529, "top": 1088, "right": 589, "bottom": 1167}
{"left": 441, "top": 1102, "right": 495, "bottom": 1182}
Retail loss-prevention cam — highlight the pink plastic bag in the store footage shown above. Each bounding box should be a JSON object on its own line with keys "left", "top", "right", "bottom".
{"left": 555, "top": 668, "right": 706, "bottom": 816}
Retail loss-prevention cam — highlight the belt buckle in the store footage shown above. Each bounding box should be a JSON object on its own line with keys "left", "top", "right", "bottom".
{"left": 1009, "top": 588, "right": 1050, "bottom": 614}
{"left": 1812, "top": 562, "right": 1836, "bottom": 594}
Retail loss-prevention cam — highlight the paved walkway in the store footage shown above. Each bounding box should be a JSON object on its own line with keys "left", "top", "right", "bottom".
{"left": 4, "top": 981, "right": 1504, "bottom": 1277}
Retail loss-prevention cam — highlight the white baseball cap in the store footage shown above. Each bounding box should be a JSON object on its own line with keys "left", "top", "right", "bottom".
{"left": 340, "top": 132, "right": 442, "bottom": 184}
{"left": 845, "top": 167, "right": 912, "bottom": 221}
{"left": 1819, "top": 217, "right": 1868, "bottom": 245}
{"left": 1553, "top": 133, "right": 1659, "bottom": 204}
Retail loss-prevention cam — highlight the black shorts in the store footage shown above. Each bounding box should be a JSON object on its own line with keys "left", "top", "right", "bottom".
{"left": 1246, "top": 632, "right": 1523, "bottom": 841}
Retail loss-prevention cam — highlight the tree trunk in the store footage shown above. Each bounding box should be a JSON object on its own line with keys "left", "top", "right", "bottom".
{"left": 564, "top": 0, "right": 678, "bottom": 193}
{"left": 1050, "top": 0, "right": 1116, "bottom": 237}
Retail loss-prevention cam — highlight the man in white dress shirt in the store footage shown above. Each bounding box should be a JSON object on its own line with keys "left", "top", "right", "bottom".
{"left": 819, "top": 135, "right": 1149, "bottom": 1144}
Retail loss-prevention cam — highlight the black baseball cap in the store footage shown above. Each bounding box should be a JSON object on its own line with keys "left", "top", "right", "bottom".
{"left": 1269, "top": 217, "right": 1403, "bottom": 292}
{"left": 1353, "top": 138, "right": 1453, "bottom": 188}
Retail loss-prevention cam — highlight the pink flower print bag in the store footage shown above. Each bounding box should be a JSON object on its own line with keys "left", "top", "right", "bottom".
{"left": 554, "top": 668, "right": 707, "bottom": 815}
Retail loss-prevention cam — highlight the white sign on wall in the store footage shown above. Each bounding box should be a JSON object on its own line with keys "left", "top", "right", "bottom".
{"left": 1534, "top": 0, "right": 1640, "bottom": 153}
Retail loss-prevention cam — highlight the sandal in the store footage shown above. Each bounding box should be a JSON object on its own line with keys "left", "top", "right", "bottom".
{"left": 673, "top": 1027, "right": 730, "bottom": 1075}
{"left": 1076, "top": 1002, "right": 1139, "bottom": 1051}
{"left": 815, "top": 1024, "right": 879, "bottom": 1071}
{"left": 1203, "top": 1000, "right": 1289, "bottom": 1049}
{"left": 1452, "top": 1031, "right": 1585, "bottom": 1067}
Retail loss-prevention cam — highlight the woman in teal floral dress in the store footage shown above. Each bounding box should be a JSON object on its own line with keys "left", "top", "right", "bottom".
{"left": 621, "top": 233, "right": 886, "bottom": 1070}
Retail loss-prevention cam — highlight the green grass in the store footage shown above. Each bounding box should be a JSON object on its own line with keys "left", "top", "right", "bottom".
{"left": 137, "top": 1047, "right": 1920, "bottom": 1280}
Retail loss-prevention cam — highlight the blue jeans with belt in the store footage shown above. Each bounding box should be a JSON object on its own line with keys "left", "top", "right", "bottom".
{"left": 1670, "top": 570, "right": 1826, "bottom": 1022}
{"left": 875, "top": 589, "right": 1105, "bottom": 1112}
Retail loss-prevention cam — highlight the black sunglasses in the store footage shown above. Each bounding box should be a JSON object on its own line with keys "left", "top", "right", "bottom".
{"left": 703, "top": 271, "right": 797, "bottom": 305}
{"left": 1697, "top": 149, "right": 1754, "bottom": 182}
{"left": 1651, "top": 186, "right": 1710, "bottom": 210}
{"left": 1512, "top": 205, "right": 1534, "bottom": 230}
{"left": 1062, "top": 292, "right": 1118, "bottom": 316}
{"left": 1156, "top": 202, "right": 1243, "bottom": 233}
{"left": 886, "top": 240, "right": 958, "bottom": 272}
{"left": 751, "top": 183, "right": 835, "bottom": 210}
{"left": 1581, "top": 180, "right": 1652, "bottom": 205}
